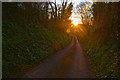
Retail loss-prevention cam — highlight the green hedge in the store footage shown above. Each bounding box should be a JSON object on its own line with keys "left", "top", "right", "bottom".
{"left": 2, "top": 22, "right": 71, "bottom": 78}
{"left": 78, "top": 37, "right": 120, "bottom": 78}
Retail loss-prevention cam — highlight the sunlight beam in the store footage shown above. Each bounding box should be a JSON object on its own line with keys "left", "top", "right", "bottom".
{"left": 71, "top": 17, "right": 82, "bottom": 26}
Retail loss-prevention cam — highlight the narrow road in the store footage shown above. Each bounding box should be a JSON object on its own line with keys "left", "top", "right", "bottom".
{"left": 23, "top": 36, "right": 95, "bottom": 78}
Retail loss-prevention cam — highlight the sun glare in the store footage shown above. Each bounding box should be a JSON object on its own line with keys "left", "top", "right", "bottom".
{"left": 71, "top": 18, "right": 82, "bottom": 26}
{"left": 72, "top": 19, "right": 79, "bottom": 25}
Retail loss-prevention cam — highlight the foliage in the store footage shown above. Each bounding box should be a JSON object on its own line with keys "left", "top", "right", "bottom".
{"left": 76, "top": 2, "right": 93, "bottom": 25}
{"left": 91, "top": 2, "right": 120, "bottom": 44}
{"left": 78, "top": 2, "right": 120, "bottom": 78}
{"left": 49, "top": 1, "right": 73, "bottom": 32}
{"left": 2, "top": 2, "right": 72, "bottom": 78}
{"left": 2, "top": 21, "right": 70, "bottom": 78}
{"left": 2, "top": 2, "right": 73, "bottom": 32}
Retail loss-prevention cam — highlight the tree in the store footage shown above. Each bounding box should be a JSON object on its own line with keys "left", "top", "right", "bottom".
{"left": 48, "top": 0, "right": 73, "bottom": 31}
{"left": 91, "top": 2, "right": 120, "bottom": 44}
{"left": 76, "top": 2, "right": 93, "bottom": 25}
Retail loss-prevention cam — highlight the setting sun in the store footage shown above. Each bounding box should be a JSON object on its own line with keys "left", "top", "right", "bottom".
{"left": 72, "top": 18, "right": 79, "bottom": 25}
{"left": 71, "top": 17, "right": 82, "bottom": 26}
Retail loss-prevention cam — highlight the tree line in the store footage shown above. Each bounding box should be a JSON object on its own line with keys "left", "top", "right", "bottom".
{"left": 77, "top": 2, "right": 120, "bottom": 78}
{"left": 3, "top": 1, "right": 73, "bottom": 32}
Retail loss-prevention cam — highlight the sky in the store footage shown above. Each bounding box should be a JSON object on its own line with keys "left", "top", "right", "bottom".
{"left": 55, "top": 0, "right": 93, "bottom": 24}
{"left": 4, "top": 0, "right": 119, "bottom": 25}
{"left": 5, "top": 0, "right": 93, "bottom": 25}
{"left": 70, "top": 0, "right": 93, "bottom": 25}
{"left": 55, "top": 0, "right": 90, "bottom": 24}
{"left": 54, "top": 0, "right": 119, "bottom": 25}
{"left": 71, "top": 1, "right": 93, "bottom": 25}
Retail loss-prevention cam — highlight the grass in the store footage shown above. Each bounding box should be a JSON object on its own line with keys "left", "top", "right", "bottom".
{"left": 2, "top": 21, "right": 71, "bottom": 78}
{"left": 78, "top": 36, "right": 120, "bottom": 79}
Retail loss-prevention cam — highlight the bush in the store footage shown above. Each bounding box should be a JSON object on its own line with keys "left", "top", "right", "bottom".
{"left": 2, "top": 21, "right": 71, "bottom": 78}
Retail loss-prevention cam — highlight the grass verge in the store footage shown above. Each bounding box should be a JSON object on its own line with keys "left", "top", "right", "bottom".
{"left": 78, "top": 37, "right": 120, "bottom": 79}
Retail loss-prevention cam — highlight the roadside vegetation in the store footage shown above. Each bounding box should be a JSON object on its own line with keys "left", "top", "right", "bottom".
{"left": 77, "top": 2, "right": 120, "bottom": 78}
{"left": 3, "top": 21, "right": 71, "bottom": 78}
{"left": 2, "top": 1, "right": 120, "bottom": 79}
{"left": 2, "top": 2, "right": 73, "bottom": 78}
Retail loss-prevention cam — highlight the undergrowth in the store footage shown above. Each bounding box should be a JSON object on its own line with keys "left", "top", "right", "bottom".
{"left": 2, "top": 21, "right": 71, "bottom": 78}
{"left": 78, "top": 37, "right": 120, "bottom": 79}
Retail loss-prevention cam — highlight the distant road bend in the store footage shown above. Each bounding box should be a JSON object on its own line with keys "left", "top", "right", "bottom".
{"left": 23, "top": 36, "right": 95, "bottom": 78}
